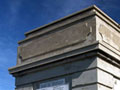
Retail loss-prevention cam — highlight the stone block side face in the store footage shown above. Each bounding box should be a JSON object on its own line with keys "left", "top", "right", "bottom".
{"left": 72, "top": 84, "right": 97, "bottom": 90}
{"left": 97, "top": 69, "right": 114, "bottom": 88}
{"left": 72, "top": 69, "right": 97, "bottom": 87}
{"left": 15, "top": 57, "right": 98, "bottom": 90}
{"left": 73, "top": 83, "right": 117, "bottom": 90}
{"left": 15, "top": 57, "right": 97, "bottom": 86}
{"left": 97, "top": 84, "right": 112, "bottom": 90}
{"left": 97, "top": 57, "right": 120, "bottom": 90}
{"left": 15, "top": 57, "right": 120, "bottom": 90}
{"left": 96, "top": 16, "right": 120, "bottom": 51}
{"left": 17, "top": 16, "right": 96, "bottom": 64}
{"left": 113, "top": 78, "right": 120, "bottom": 90}
{"left": 97, "top": 58, "right": 120, "bottom": 79}
{"left": 16, "top": 69, "right": 98, "bottom": 90}
{"left": 15, "top": 84, "right": 33, "bottom": 90}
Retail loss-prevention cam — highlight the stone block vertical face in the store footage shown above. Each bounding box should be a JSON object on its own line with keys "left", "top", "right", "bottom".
{"left": 97, "top": 58, "right": 120, "bottom": 90}
{"left": 96, "top": 16, "right": 120, "bottom": 51}
{"left": 15, "top": 84, "right": 33, "bottom": 90}
{"left": 97, "top": 58, "right": 120, "bottom": 79}
{"left": 15, "top": 57, "right": 97, "bottom": 86}
{"left": 17, "top": 46, "right": 22, "bottom": 64}
{"left": 113, "top": 78, "right": 120, "bottom": 90}
{"left": 72, "top": 69, "right": 97, "bottom": 87}
{"left": 71, "top": 69, "right": 98, "bottom": 90}
{"left": 97, "top": 84, "right": 112, "bottom": 90}
{"left": 17, "top": 16, "right": 96, "bottom": 64}
{"left": 72, "top": 84, "right": 97, "bottom": 90}
{"left": 8, "top": 5, "right": 120, "bottom": 90}
{"left": 97, "top": 57, "right": 120, "bottom": 90}
{"left": 97, "top": 69, "right": 114, "bottom": 88}
{"left": 32, "top": 68, "right": 98, "bottom": 90}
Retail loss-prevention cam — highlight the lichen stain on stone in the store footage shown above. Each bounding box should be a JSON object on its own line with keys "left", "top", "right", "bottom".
{"left": 99, "top": 25, "right": 120, "bottom": 50}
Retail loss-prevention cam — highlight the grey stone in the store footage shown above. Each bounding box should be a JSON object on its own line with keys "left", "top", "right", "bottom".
{"left": 8, "top": 5, "right": 120, "bottom": 90}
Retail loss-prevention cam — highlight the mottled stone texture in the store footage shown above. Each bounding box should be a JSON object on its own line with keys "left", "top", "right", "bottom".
{"left": 19, "top": 17, "right": 96, "bottom": 62}
{"left": 9, "top": 5, "right": 120, "bottom": 90}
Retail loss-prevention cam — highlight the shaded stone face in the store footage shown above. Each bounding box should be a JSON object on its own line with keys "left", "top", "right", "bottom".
{"left": 9, "top": 5, "right": 120, "bottom": 90}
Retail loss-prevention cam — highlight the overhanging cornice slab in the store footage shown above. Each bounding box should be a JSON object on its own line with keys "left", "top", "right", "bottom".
{"left": 9, "top": 42, "right": 99, "bottom": 75}
{"left": 9, "top": 41, "right": 120, "bottom": 76}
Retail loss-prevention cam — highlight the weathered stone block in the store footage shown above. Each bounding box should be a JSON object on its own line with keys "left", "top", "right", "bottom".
{"left": 8, "top": 5, "right": 120, "bottom": 90}
{"left": 18, "top": 17, "right": 96, "bottom": 63}
{"left": 72, "top": 84, "right": 97, "bottom": 90}
{"left": 72, "top": 69, "right": 97, "bottom": 87}
{"left": 15, "top": 84, "right": 33, "bottom": 90}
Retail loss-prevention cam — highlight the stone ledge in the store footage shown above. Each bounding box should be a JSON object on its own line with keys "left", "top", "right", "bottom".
{"left": 9, "top": 41, "right": 120, "bottom": 76}
{"left": 9, "top": 42, "right": 99, "bottom": 76}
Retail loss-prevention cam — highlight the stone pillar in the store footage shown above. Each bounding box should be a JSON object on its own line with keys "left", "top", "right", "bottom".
{"left": 9, "top": 5, "right": 120, "bottom": 90}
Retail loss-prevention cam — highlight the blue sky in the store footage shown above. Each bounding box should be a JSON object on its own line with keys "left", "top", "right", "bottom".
{"left": 0, "top": 0, "right": 120, "bottom": 90}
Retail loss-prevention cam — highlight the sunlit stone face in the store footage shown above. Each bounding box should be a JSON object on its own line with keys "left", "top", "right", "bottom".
{"left": 113, "top": 79, "right": 120, "bottom": 90}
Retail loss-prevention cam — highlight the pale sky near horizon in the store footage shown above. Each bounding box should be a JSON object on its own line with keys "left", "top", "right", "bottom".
{"left": 0, "top": 0, "right": 120, "bottom": 90}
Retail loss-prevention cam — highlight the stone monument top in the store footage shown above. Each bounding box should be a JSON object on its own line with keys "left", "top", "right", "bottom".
{"left": 9, "top": 5, "right": 120, "bottom": 76}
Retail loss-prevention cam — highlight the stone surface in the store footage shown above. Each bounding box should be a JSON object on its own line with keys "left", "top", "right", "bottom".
{"left": 97, "top": 69, "right": 114, "bottom": 88}
{"left": 96, "top": 16, "right": 120, "bottom": 51}
{"left": 15, "top": 84, "right": 33, "bottom": 90}
{"left": 15, "top": 57, "right": 97, "bottom": 86}
{"left": 113, "top": 78, "right": 120, "bottom": 90}
{"left": 8, "top": 5, "right": 120, "bottom": 90}
{"left": 18, "top": 16, "right": 96, "bottom": 64}
{"left": 97, "top": 84, "right": 112, "bottom": 90}
{"left": 72, "top": 69, "right": 97, "bottom": 87}
{"left": 97, "top": 57, "right": 120, "bottom": 78}
{"left": 72, "top": 84, "right": 97, "bottom": 90}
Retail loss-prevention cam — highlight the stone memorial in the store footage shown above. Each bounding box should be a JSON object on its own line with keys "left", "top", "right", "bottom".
{"left": 9, "top": 5, "right": 120, "bottom": 90}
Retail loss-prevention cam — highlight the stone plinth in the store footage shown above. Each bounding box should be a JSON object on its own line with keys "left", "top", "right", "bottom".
{"left": 9, "top": 5, "right": 120, "bottom": 90}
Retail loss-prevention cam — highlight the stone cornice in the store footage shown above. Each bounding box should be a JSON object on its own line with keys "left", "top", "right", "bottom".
{"left": 8, "top": 41, "right": 120, "bottom": 76}
{"left": 9, "top": 41, "right": 99, "bottom": 76}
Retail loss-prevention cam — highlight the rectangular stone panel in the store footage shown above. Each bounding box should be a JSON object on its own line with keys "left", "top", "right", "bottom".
{"left": 15, "top": 84, "right": 33, "bottom": 90}
{"left": 18, "top": 17, "right": 96, "bottom": 62}
{"left": 97, "top": 17, "right": 120, "bottom": 51}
